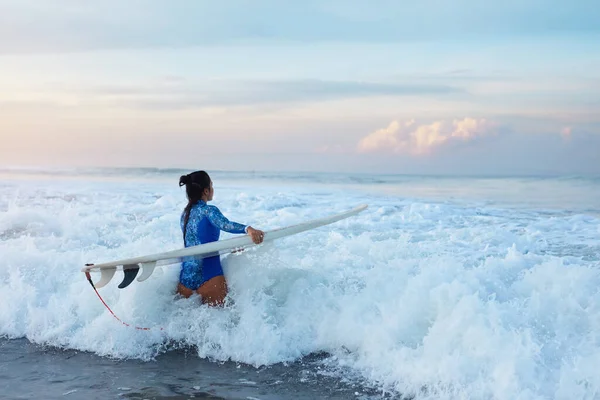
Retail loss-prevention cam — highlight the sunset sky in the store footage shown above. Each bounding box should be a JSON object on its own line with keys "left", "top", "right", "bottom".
{"left": 1, "top": 0, "right": 599, "bottom": 175}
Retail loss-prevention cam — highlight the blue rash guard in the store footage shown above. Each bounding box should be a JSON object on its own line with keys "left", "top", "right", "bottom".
{"left": 179, "top": 200, "right": 248, "bottom": 290}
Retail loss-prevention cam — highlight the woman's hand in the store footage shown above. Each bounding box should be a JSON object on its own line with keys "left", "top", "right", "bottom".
{"left": 247, "top": 227, "right": 265, "bottom": 244}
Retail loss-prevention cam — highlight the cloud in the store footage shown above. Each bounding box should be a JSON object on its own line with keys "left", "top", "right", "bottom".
{"left": 357, "top": 118, "right": 498, "bottom": 155}
{"left": 34, "top": 79, "right": 461, "bottom": 110}
{"left": 561, "top": 126, "right": 572, "bottom": 140}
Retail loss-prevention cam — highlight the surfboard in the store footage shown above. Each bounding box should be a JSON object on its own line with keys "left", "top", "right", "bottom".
{"left": 82, "top": 204, "right": 368, "bottom": 289}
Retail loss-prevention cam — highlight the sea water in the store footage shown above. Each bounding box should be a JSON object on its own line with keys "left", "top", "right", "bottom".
{"left": 0, "top": 168, "right": 599, "bottom": 399}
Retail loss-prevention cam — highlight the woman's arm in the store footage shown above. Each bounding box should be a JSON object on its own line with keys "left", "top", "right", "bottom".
{"left": 205, "top": 205, "right": 248, "bottom": 234}
{"left": 206, "top": 205, "right": 265, "bottom": 243}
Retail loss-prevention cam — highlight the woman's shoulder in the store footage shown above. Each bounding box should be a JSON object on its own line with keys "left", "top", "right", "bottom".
{"left": 185, "top": 202, "right": 207, "bottom": 216}
{"left": 195, "top": 202, "right": 219, "bottom": 214}
{"left": 203, "top": 204, "right": 221, "bottom": 214}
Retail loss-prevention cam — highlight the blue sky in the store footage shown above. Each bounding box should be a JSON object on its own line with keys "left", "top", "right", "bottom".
{"left": 1, "top": 0, "right": 599, "bottom": 175}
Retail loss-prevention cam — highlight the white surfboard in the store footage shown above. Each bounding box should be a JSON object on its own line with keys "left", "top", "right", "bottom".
{"left": 82, "top": 204, "right": 367, "bottom": 289}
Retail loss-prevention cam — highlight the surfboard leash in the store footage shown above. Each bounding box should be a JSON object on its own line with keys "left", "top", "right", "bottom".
{"left": 84, "top": 272, "right": 164, "bottom": 331}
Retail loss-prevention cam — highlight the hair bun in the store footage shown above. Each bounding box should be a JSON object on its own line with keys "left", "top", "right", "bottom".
{"left": 179, "top": 174, "right": 190, "bottom": 187}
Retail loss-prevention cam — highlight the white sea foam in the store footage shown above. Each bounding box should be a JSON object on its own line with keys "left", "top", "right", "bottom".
{"left": 1, "top": 171, "right": 599, "bottom": 399}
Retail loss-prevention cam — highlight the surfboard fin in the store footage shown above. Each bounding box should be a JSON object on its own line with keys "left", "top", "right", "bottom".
{"left": 95, "top": 268, "right": 116, "bottom": 289}
{"left": 118, "top": 265, "right": 140, "bottom": 289}
{"left": 137, "top": 262, "right": 156, "bottom": 282}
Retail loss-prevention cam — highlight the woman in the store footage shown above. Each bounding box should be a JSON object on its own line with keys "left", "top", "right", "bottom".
{"left": 178, "top": 170, "right": 264, "bottom": 306}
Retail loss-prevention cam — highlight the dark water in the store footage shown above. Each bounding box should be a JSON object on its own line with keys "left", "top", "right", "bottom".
{"left": 0, "top": 339, "right": 389, "bottom": 400}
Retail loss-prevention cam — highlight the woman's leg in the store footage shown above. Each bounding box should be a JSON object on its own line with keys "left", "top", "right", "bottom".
{"left": 197, "top": 275, "right": 228, "bottom": 306}
{"left": 176, "top": 282, "right": 195, "bottom": 298}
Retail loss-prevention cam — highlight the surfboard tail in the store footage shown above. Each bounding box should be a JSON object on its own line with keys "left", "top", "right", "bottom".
{"left": 88, "top": 262, "right": 158, "bottom": 289}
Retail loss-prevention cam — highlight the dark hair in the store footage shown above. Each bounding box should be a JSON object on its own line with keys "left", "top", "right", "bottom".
{"left": 179, "top": 170, "right": 211, "bottom": 243}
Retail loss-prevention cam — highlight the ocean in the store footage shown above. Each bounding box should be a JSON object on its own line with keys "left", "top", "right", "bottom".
{"left": 1, "top": 167, "right": 599, "bottom": 400}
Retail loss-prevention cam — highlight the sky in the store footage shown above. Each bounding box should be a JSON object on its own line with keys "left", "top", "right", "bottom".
{"left": 1, "top": 0, "right": 599, "bottom": 175}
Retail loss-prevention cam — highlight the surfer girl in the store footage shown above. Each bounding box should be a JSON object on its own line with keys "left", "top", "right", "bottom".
{"left": 177, "top": 170, "right": 264, "bottom": 305}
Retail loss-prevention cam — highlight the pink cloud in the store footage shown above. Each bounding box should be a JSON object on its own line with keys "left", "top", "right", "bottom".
{"left": 561, "top": 126, "right": 572, "bottom": 140}
{"left": 357, "top": 117, "right": 497, "bottom": 155}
